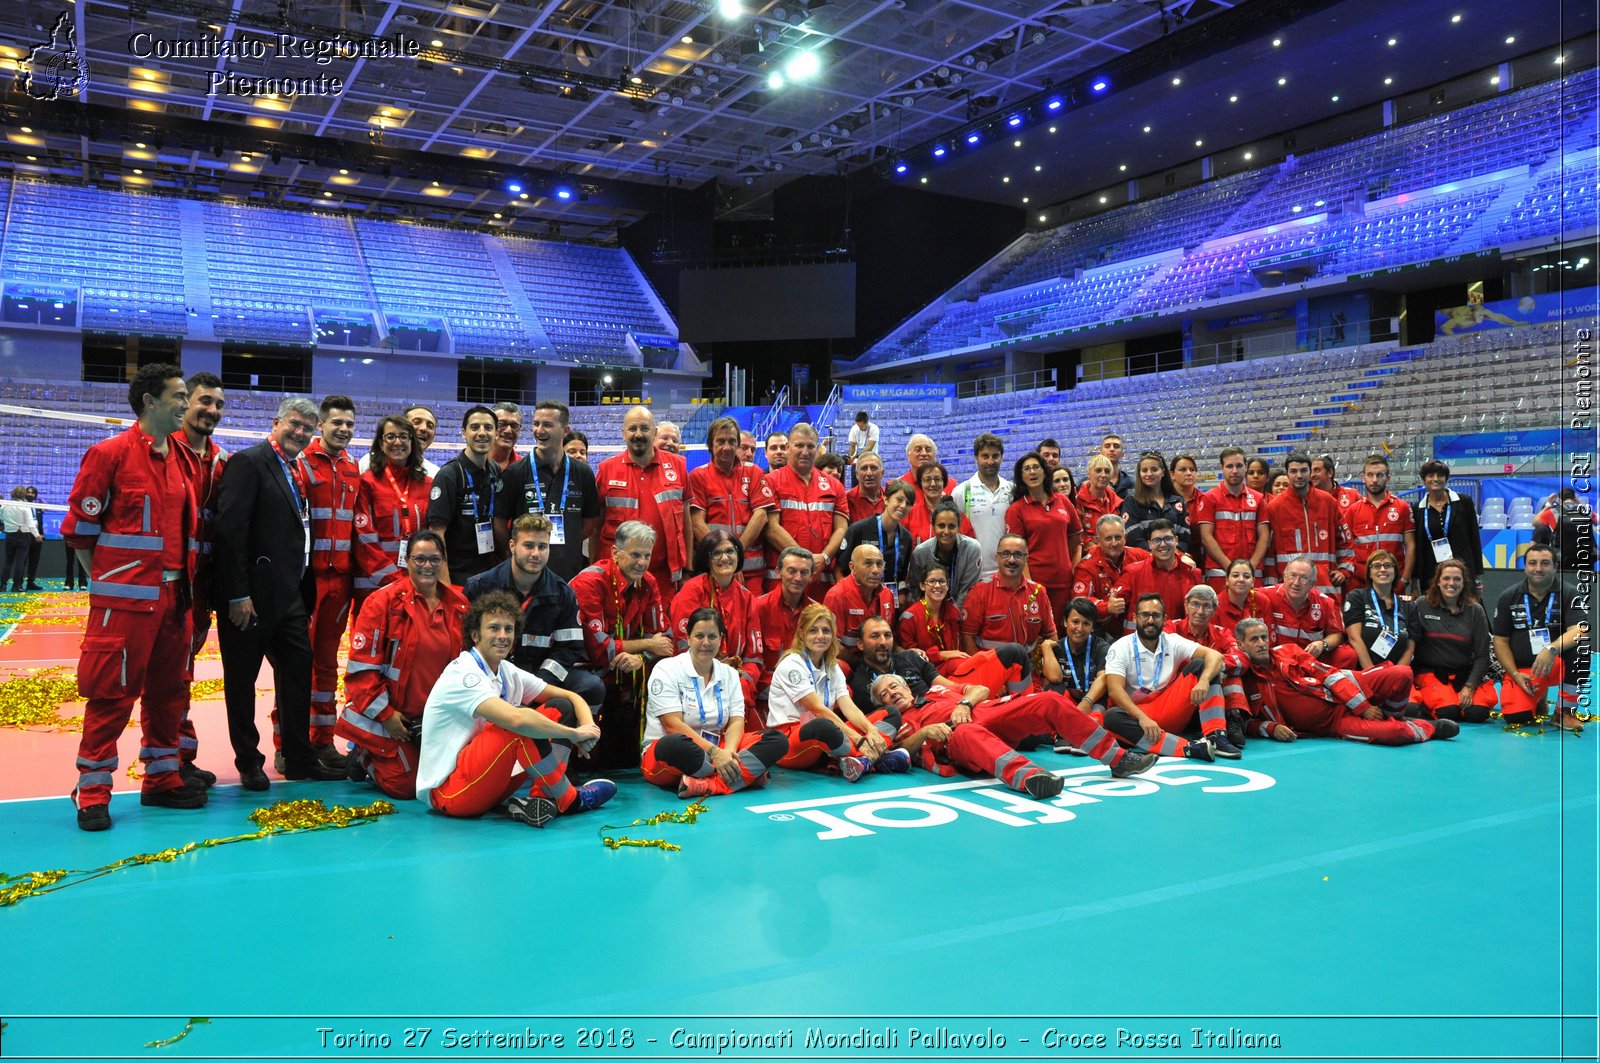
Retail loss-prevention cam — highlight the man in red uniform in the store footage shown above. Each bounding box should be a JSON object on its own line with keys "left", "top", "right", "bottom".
{"left": 1234, "top": 618, "right": 1452, "bottom": 745}
{"left": 1194, "top": 446, "right": 1270, "bottom": 590}
{"left": 763, "top": 422, "right": 847, "bottom": 594}
{"left": 1112, "top": 519, "right": 1201, "bottom": 635}
{"left": 1170, "top": 584, "right": 1251, "bottom": 746}
{"left": 1259, "top": 556, "right": 1359, "bottom": 670}
{"left": 875, "top": 674, "right": 1157, "bottom": 796}
{"left": 897, "top": 434, "right": 940, "bottom": 486}
{"left": 843, "top": 451, "right": 887, "bottom": 524}
{"left": 171, "top": 371, "right": 228, "bottom": 791}
{"left": 65, "top": 363, "right": 202, "bottom": 830}
{"left": 822, "top": 543, "right": 896, "bottom": 666}
{"left": 289, "top": 396, "right": 360, "bottom": 770}
{"left": 593, "top": 406, "right": 690, "bottom": 596}
{"left": 1072, "top": 514, "right": 1150, "bottom": 634}
{"left": 571, "top": 520, "right": 675, "bottom": 768}
{"left": 1344, "top": 454, "right": 1416, "bottom": 590}
{"left": 688, "top": 416, "right": 774, "bottom": 592}
{"left": 1312, "top": 454, "right": 1363, "bottom": 511}
{"left": 1263, "top": 451, "right": 1354, "bottom": 597}
{"left": 961, "top": 533, "right": 1057, "bottom": 654}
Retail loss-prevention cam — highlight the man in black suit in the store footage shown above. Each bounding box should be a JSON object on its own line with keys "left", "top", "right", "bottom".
{"left": 212, "top": 397, "right": 343, "bottom": 789}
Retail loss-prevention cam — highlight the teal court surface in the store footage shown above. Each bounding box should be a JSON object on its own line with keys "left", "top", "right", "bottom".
{"left": 0, "top": 590, "right": 1595, "bottom": 1061}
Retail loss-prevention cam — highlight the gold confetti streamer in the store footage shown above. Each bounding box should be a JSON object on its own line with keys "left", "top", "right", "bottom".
{"left": 145, "top": 1018, "right": 210, "bottom": 1048}
{"left": 0, "top": 667, "right": 83, "bottom": 730}
{"left": 0, "top": 799, "right": 395, "bottom": 908}
{"left": 599, "top": 802, "right": 709, "bottom": 852}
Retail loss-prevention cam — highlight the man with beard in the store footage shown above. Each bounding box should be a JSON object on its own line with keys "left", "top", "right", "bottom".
{"left": 822, "top": 543, "right": 896, "bottom": 667}
{"left": 593, "top": 406, "right": 690, "bottom": 596}
{"left": 1103, "top": 593, "right": 1239, "bottom": 758}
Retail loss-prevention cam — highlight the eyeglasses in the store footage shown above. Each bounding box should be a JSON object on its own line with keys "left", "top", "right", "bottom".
{"left": 922, "top": 578, "right": 949, "bottom": 586}
{"left": 1149, "top": 536, "right": 1177, "bottom": 545}
{"left": 709, "top": 547, "right": 740, "bottom": 560}
{"left": 408, "top": 555, "right": 444, "bottom": 567}
{"left": 382, "top": 433, "right": 410, "bottom": 444}
{"left": 1135, "top": 612, "right": 1165, "bottom": 622}
{"left": 283, "top": 419, "right": 318, "bottom": 435}
{"left": 996, "top": 550, "right": 1026, "bottom": 560}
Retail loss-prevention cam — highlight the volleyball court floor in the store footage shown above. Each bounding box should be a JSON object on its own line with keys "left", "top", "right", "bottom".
{"left": 1, "top": 585, "right": 1595, "bottom": 1061}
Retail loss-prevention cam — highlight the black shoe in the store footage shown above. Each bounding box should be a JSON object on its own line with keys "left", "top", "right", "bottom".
{"left": 346, "top": 752, "right": 370, "bottom": 782}
{"left": 1022, "top": 771, "right": 1065, "bottom": 799}
{"left": 1110, "top": 750, "right": 1159, "bottom": 777}
{"left": 239, "top": 765, "right": 271, "bottom": 791}
{"left": 1404, "top": 701, "right": 1429, "bottom": 719}
{"left": 77, "top": 804, "right": 111, "bottom": 831}
{"left": 179, "top": 762, "right": 216, "bottom": 789}
{"left": 273, "top": 751, "right": 286, "bottom": 775}
{"left": 1208, "top": 730, "right": 1243, "bottom": 759}
{"left": 141, "top": 785, "right": 207, "bottom": 809}
{"left": 1016, "top": 733, "right": 1054, "bottom": 752}
{"left": 1432, "top": 718, "right": 1460, "bottom": 740}
{"left": 504, "top": 795, "right": 557, "bottom": 828}
{"left": 1225, "top": 707, "right": 1249, "bottom": 748}
{"left": 1183, "top": 737, "right": 1216, "bottom": 762}
{"left": 314, "top": 744, "right": 348, "bottom": 771}
{"left": 282, "top": 761, "right": 346, "bottom": 781}
{"left": 25, "top": 583, "right": 43, "bottom": 591}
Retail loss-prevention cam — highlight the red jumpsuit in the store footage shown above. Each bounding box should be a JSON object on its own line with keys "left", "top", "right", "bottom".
{"left": 353, "top": 466, "right": 431, "bottom": 598}
{"left": 822, "top": 576, "right": 896, "bottom": 654}
{"left": 570, "top": 557, "right": 668, "bottom": 669}
{"left": 64, "top": 426, "right": 197, "bottom": 809}
{"left": 1237, "top": 644, "right": 1436, "bottom": 744}
{"left": 960, "top": 574, "right": 1057, "bottom": 651}
{"left": 595, "top": 449, "right": 690, "bottom": 595}
{"left": 843, "top": 485, "right": 886, "bottom": 525}
{"left": 688, "top": 460, "right": 775, "bottom": 591}
{"left": 1344, "top": 493, "right": 1414, "bottom": 589}
{"left": 899, "top": 686, "right": 1145, "bottom": 788}
{"left": 171, "top": 434, "right": 228, "bottom": 771}
{"left": 1259, "top": 584, "right": 1359, "bottom": 670}
{"left": 764, "top": 465, "right": 847, "bottom": 592}
{"left": 1112, "top": 556, "right": 1202, "bottom": 635}
{"left": 1073, "top": 484, "right": 1122, "bottom": 535}
{"left": 295, "top": 437, "right": 360, "bottom": 748}
{"left": 754, "top": 587, "right": 808, "bottom": 691}
{"left": 1005, "top": 493, "right": 1081, "bottom": 621}
{"left": 335, "top": 579, "right": 469, "bottom": 798}
{"left": 1071, "top": 545, "right": 1150, "bottom": 629}
{"left": 1193, "top": 484, "right": 1268, "bottom": 588}
{"left": 1263, "top": 488, "right": 1355, "bottom": 597}
{"left": 897, "top": 597, "right": 963, "bottom": 672}
{"left": 669, "top": 574, "right": 764, "bottom": 708}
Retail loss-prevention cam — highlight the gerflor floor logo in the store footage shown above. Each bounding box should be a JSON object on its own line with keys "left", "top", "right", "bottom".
{"left": 20, "top": 11, "right": 88, "bottom": 100}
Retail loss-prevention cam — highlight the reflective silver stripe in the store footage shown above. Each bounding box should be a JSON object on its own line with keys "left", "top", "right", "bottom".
{"left": 976, "top": 636, "right": 1011, "bottom": 649}
{"left": 178, "top": 735, "right": 198, "bottom": 751}
{"left": 363, "top": 690, "right": 391, "bottom": 718}
{"left": 368, "top": 564, "right": 399, "bottom": 583}
{"left": 1211, "top": 511, "right": 1255, "bottom": 521}
{"left": 357, "top": 532, "right": 380, "bottom": 545}
{"left": 313, "top": 539, "right": 335, "bottom": 551}
{"left": 353, "top": 575, "right": 381, "bottom": 590}
{"left": 993, "top": 748, "right": 1024, "bottom": 785}
{"left": 347, "top": 660, "right": 384, "bottom": 675}
{"left": 334, "top": 508, "right": 354, "bottom": 521}
{"left": 77, "top": 770, "right": 115, "bottom": 787}
{"left": 540, "top": 659, "right": 569, "bottom": 681}
{"left": 142, "top": 495, "right": 152, "bottom": 534}
{"left": 332, "top": 539, "right": 351, "bottom": 550}
{"left": 553, "top": 627, "right": 583, "bottom": 642}
{"left": 1404, "top": 720, "right": 1428, "bottom": 742}
{"left": 341, "top": 707, "right": 388, "bottom": 738}
{"left": 310, "top": 507, "right": 334, "bottom": 519}
{"left": 605, "top": 496, "right": 640, "bottom": 509}
{"left": 525, "top": 634, "right": 553, "bottom": 647}
{"left": 654, "top": 489, "right": 684, "bottom": 504}
{"left": 77, "top": 522, "right": 102, "bottom": 535}
{"left": 311, "top": 690, "right": 336, "bottom": 703}
{"left": 99, "top": 533, "right": 163, "bottom": 551}
{"left": 89, "top": 580, "right": 160, "bottom": 601}
{"left": 1351, "top": 533, "right": 1382, "bottom": 544}
{"left": 144, "top": 755, "right": 180, "bottom": 774}
{"left": 380, "top": 664, "right": 401, "bottom": 681}
{"left": 778, "top": 499, "right": 835, "bottom": 512}
{"left": 309, "top": 712, "right": 337, "bottom": 727}
{"left": 77, "top": 756, "right": 117, "bottom": 769}
{"left": 737, "top": 748, "right": 767, "bottom": 781}
{"left": 1273, "top": 624, "right": 1320, "bottom": 641}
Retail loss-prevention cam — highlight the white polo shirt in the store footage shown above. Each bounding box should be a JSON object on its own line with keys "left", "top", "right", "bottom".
{"left": 954, "top": 474, "right": 1015, "bottom": 577}
{"left": 644, "top": 653, "right": 746, "bottom": 748}
{"left": 416, "top": 650, "right": 546, "bottom": 801}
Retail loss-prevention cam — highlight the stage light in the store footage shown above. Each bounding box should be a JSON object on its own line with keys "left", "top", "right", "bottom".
{"left": 1007, "top": 114, "right": 1023, "bottom": 127}
{"left": 786, "top": 50, "right": 821, "bottom": 80}
{"left": 932, "top": 145, "right": 947, "bottom": 157}
{"left": 767, "top": 71, "right": 785, "bottom": 90}
{"left": 894, "top": 162, "right": 908, "bottom": 174}
{"left": 719, "top": 0, "right": 741, "bottom": 16}
{"left": 966, "top": 132, "right": 980, "bottom": 144}
{"left": 1045, "top": 97, "right": 1063, "bottom": 111}
{"left": 1090, "top": 78, "right": 1108, "bottom": 93}
{"left": 555, "top": 185, "right": 574, "bottom": 200}
{"left": 508, "top": 182, "right": 523, "bottom": 193}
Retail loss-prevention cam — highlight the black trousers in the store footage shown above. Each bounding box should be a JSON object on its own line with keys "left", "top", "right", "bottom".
{"left": 63, "top": 540, "right": 87, "bottom": 589}
{"left": 217, "top": 600, "right": 314, "bottom": 772}
{"left": 4, "top": 533, "right": 31, "bottom": 590}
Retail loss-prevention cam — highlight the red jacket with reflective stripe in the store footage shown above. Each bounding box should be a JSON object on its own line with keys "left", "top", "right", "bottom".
{"left": 670, "top": 573, "right": 763, "bottom": 690}
{"left": 353, "top": 467, "right": 431, "bottom": 591}
{"left": 764, "top": 465, "right": 846, "bottom": 574}
{"left": 1344, "top": 492, "right": 1414, "bottom": 587}
{"left": 1112, "top": 556, "right": 1202, "bottom": 635}
{"left": 336, "top": 578, "right": 469, "bottom": 755}
{"left": 1258, "top": 584, "right": 1342, "bottom": 650}
{"left": 1193, "top": 485, "right": 1267, "bottom": 578}
{"left": 596, "top": 450, "right": 690, "bottom": 583}
{"left": 64, "top": 425, "right": 197, "bottom": 613}
{"left": 1263, "top": 488, "right": 1354, "bottom": 593}
{"left": 570, "top": 557, "right": 667, "bottom": 667}
{"left": 754, "top": 586, "right": 808, "bottom": 689}
{"left": 302, "top": 438, "right": 361, "bottom": 575}
{"left": 823, "top": 575, "right": 896, "bottom": 650}
{"left": 1071, "top": 545, "right": 1150, "bottom": 625}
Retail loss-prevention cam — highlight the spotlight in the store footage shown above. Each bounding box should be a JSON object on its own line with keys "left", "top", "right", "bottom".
{"left": 932, "top": 145, "right": 947, "bottom": 157}
{"left": 554, "top": 185, "right": 574, "bottom": 200}
{"left": 1090, "top": 78, "right": 1108, "bottom": 93}
{"left": 1046, "top": 97, "right": 1063, "bottom": 111}
{"left": 894, "top": 162, "right": 908, "bottom": 174}
{"left": 965, "top": 132, "right": 980, "bottom": 145}
{"left": 718, "top": 0, "right": 741, "bottom": 16}
{"left": 786, "top": 50, "right": 821, "bottom": 80}
{"left": 508, "top": 182, "right": 523, "bottom": 193}
{"left": 1007, "top": 114, "right": 1023, "bottom": 127}
{"left": 767, "top": 71, "right": 785, "bottom": 90}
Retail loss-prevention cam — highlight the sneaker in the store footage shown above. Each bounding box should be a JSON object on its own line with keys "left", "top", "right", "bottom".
{"left": 1432, "top": 718, "right": 1460, "bottom": 740}
{"left": 1552, "top": 711, "right": 1585, "bottom": 733}
{"left": 1225, "top": 707, "right": 1249, "bottom": 748}
{"left": 179, "top": 762, "right": 216, "bottom": 789}
{"left": 1022, "top": 771, "right": 1065, "bottom": 799}
{"left": 839, "top": 755, "right": 873, "bottom": 783}
{"left": 1182, "top": 737, "right": 1216, "bottom": 762}
{"left": 141, "top": 785, "right": 207, "bottom": 809}
{"left": 1208, "top": 730, "right": 1243, "bottom": 759}
{"left": 677, "top": 774, "right": 719, "bottom": 799}
{"left": 575, "top": 778, "right": 617, "bottom": 812}
{"left": 504, "top": 795, "right": 557, "bottom": 828}
{"left": 77, "top": 804, "right": 111, "bottom": 831}
{"left": 1110, "top": 750, "right": 1159, "bottom": 778}
{"left": 875, "top": 748, "right": 912, "bottom": 774}
{"left": 1052, "top": 742, "right": 1088, "bottom": 756}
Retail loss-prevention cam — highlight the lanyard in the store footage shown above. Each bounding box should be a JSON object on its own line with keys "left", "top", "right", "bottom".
{"left": 1063, "top": 637, "right": 1094, "bottom": 692}
{"left": 692, "top": 674, "right": 725, "bottom": 730}
{"left": 269, "top": 441, "right": 306, "bottom": 514}
{"left": 462, "top": 457, "right": 496, "bottom": 521}
{"left": 531, "top": 454, "right": 570, "bottom": 514}
{"left": 1372, "top": 589, "right": 1400, "bottom": 635}
{"left": 803, "top": 654, "right": 831, "bottom": 707}
{"left": 877, "top": 517, "right": 899, "bottom": 580}
{"left": 1427, "top": 502, "right": 1451, "bottom": 540}
{"left": 1525, "top": 591, "right": 1556, "bottom": 630}
{"left": 921, "top": 599, "right": 945, "bottom": 643}
{"left": 468, "top": 648, "right": 508, "bottom": 700}
{"left": 384, "top": 467, "right": 415, "bottom": 528}
{"left": 1131, "top": 635, "right": 1165, "bottom": 691}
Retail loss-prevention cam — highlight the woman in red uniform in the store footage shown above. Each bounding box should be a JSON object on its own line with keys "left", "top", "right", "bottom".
{"left": 354, "top": 415, "right": 433, "bottom": 614}
{"left": 669, "top": 529, "right": 763, "bottom": 710}
{"left": 337, "top": 530, "right": 468, "bottom": 798}
{"left": 897, "top": 562, "right": 967, "bottom": 675}
{"left": 1074, "top": 454, "right": 1123, "bottom": 533}
{"left": 1215, "top": 557, "right": 1265, "bottom": 638}
{"left": 1006, "top": 450, "right": 1082, "bottom": 623}
{"left": 903, "top": 462, "right": 971, "bottom": 547}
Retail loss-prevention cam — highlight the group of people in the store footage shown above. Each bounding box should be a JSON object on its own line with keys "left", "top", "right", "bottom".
{"left": 0, "top": 484, "right": 46, "bottom": 593}
{"left": 62, "top": 376, "right": 1591, "bottom": 833}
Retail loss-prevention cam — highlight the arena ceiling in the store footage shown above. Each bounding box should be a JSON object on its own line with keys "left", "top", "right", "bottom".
{"left": 0, "top": 0, "right": 1592, "bottom": 240}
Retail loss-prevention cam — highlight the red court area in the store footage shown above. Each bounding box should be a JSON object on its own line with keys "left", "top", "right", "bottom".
{"left": 0, "top": 593, "right": 275, "bottom": 804}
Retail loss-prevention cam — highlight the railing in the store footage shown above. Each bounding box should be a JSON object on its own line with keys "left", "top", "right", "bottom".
{"left": 814, "top": 384, "right": 842, "bottom": 439}
{"left": 680, "top": 401, "right": 727, "bottom": 440}
{"left": 954, "top": 367, "right": 1058, "bottom": 399}
{"left": 754, "top": 385, "right": 789, "bottom": 440}
{"left": 1077, "top": 318, "right": 1399, "bottom": 384}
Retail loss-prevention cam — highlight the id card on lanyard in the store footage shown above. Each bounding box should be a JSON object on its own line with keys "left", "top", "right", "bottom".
{"left": 532, "top": 456, "right": 570, "bottom": 545}
{"left": 273, "top": 444, "right": 310, "bottom": 567}
{"left": 1526, "top": 592, "right": 1555, "bottom": 653}
{"left": 468, "top": 462, "right": 497, "bottom": 554}
{"left": 693, "top": 674, "right": 725, "bottom": 744}
{"left": 1428, "top": 504, "right": 1453, "bottom": 563}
